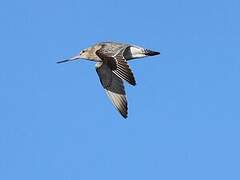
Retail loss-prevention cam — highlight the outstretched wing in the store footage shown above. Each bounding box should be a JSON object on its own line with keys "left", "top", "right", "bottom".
{"left": 95, "top": 62, "right": 128, "bottom": 118}
{"left": 96, "top": 45, "right": 136, "bottom": 86}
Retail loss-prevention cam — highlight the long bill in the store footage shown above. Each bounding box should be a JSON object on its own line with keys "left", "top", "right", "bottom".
{"left": 57, "top": 55, "right": 81, "bottom": 64}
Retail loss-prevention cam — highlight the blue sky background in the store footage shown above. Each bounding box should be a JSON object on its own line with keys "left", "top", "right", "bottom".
{"left": 1, "top": 0, "right": 240, "bottom": 179}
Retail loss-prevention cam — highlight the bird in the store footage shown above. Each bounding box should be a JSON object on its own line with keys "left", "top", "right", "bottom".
{"left": 57, "top": 41, "right": 160, "bottom": 119}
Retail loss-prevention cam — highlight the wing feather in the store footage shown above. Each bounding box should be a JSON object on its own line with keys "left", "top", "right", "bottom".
{"left": 96, "top": 62, "right": 128, "bottom": 118}
{"left": 96, "top": 46, "right": 136, "bottom": 86}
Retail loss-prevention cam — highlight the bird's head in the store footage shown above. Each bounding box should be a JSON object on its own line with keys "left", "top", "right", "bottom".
{"left": 57, "top": 44, "right": 102, "bottom": 64}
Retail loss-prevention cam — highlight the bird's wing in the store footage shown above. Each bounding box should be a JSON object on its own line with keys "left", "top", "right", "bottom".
{"left": 95, "top": 62, "right": 128, "bottom": 118}
{"left": 96, "top": 46, "right": 136, "bottom": 86}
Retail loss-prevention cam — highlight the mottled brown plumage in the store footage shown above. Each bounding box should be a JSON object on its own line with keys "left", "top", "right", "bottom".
{"left": 57, "top": 41, "right": 160, "bottom": 118}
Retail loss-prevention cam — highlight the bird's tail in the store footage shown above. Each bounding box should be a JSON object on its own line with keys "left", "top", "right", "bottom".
{"left": 144, "top": 49, "right": 160, "bottom": 56}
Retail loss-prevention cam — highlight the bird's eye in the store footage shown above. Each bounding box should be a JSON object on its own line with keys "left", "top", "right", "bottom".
{"left": 82, "top": 50, "right": 85, "bottom": 53}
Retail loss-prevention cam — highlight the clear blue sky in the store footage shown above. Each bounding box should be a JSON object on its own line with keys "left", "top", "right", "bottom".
{"left": 1, "top": 0, "right": 240, "bottom": 179}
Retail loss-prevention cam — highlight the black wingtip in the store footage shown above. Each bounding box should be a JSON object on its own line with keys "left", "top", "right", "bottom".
{"left": 144, "top": 49, "right": 160, "bottom": 56}
{"left": 128, "top": 79, "right": 136, "bottom": 86}
{"left": 119, "top": 106, "right": 128, "bottom": 119}
{"left": 121, "top": 113, "right": 128, "bottom": 119}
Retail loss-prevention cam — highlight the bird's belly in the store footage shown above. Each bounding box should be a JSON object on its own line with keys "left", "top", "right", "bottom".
{"left": 88, "top": 58, "right": 102, "bottom": 62}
